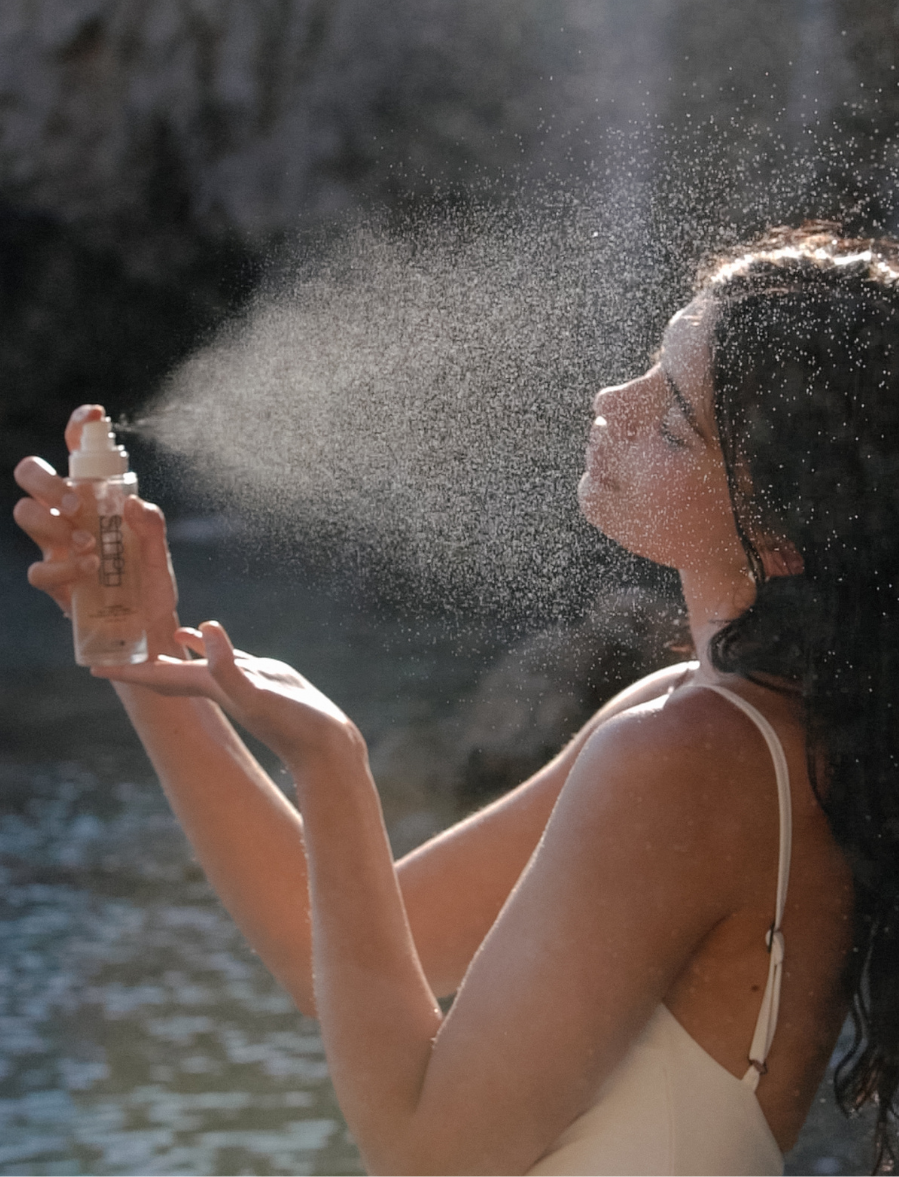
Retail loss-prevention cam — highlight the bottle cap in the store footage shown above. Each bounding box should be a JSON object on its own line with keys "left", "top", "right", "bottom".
{"left": 69, "top": 416, "right": 130, "bottom": 479}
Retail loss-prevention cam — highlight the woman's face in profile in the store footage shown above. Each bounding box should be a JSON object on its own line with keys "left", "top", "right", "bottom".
{"left": 579, "top": 299, "right": 746, "bottom": 577}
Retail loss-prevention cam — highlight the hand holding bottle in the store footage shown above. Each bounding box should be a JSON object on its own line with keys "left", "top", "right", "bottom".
{"left": 14, "top": 404, "right": 183, "bottom": 661}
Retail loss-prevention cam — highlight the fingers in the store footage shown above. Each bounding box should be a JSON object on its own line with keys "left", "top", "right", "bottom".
{"left": 91, "top": 631, "right": 243, "bottom": 716}
{"left": 175, "top": 626, "right": 252, "bottom": 668}
{"left": 28, "top": 553, "right": 98, "bottom": 592}
{"left": 14, "top": 404, "right": 111, "bottom": 620}
{"left": 174, "top": 627, "right": 206, "bottom": 656}
{"left": 64, "top": 404, "right": 106, "bottom": 455}
{"left": 14, "top": 497, "right": 95, "bottom": 557}
{"left": 165, "top": 622, "right": 247, "bottom": 689}
{"left": 13, "top": 496, "right": 79, "bottom": 553}
{"left": 91, "top": 655, "right": 229, "bottom": 706}
{"left": 26, "top": 555, "right": 95, "bottom": 613}
{"left": 13, "top": 456, "right": 77, "bottom": 515}
{"left": 199, "top": 621, "right": 254, "bottom": 702}
{"left": 13, "top": 493, "right": 95, "bottom": 613}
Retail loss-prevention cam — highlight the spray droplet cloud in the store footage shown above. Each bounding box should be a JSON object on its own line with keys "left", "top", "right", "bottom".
{"left": 144, "top": 203, "right": 647, "bottom": 611}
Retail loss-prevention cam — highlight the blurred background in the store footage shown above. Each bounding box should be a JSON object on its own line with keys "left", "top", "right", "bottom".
{"left": 1, "top": 1, "right": 896, "bottom": 1172}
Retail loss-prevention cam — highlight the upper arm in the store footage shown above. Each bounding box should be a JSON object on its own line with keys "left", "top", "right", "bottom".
{"left": 397, "top": 661, "right": 696, "bottom": 996}
{"left": 405, "top": 696, "right": 745, "bottom": 1173}
{"left": 397, "top": 736, "right": 581, "bottom": 997}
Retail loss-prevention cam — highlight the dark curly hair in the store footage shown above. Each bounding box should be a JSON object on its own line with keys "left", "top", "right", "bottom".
{"left": 699, "top": 224, "right": 899, "bottom": 1172}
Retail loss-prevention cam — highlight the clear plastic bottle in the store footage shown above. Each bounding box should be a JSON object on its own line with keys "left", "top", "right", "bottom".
{"left": 69, "top": 417, "right": 148, "bottom": 667}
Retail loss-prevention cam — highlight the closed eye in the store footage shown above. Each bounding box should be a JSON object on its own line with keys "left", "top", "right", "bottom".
{"left": 659, "top": 415, "right": 687, "bottom": 448}
{"left": 661, "top": 368, "right": 703, "bottom": 438}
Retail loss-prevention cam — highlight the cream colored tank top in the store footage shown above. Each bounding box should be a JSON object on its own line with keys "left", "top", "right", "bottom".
{"left": 528, "top": 685, "right": 791, "bottom": 1176}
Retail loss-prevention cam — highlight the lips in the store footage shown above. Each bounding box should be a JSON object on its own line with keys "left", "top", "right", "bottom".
{"left": 584, "top": 435, "right": 618, "bottom": 490}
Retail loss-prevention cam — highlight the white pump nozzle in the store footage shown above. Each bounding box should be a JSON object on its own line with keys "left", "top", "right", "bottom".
{"left": 69, "top": 416, "right": 130, "bottom": 479}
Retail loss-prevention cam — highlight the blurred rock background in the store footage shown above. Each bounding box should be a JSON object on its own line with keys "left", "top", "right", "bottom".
{"left": 3, "top": 0, "right": 899, "bottom": 487}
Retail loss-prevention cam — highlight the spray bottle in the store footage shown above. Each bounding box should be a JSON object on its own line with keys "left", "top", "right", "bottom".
{"left": 68, "top": 417, "right": 148, "bottom": 667}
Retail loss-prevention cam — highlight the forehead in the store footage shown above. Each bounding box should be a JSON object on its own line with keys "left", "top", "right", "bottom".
{"left": 661, "top": 298, "right": 714, "bottom": 367}
{"left": 660, "top": 299, "right": 716, "bottom": 423}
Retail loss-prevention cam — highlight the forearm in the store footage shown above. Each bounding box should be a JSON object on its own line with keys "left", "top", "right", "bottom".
{"left": 393, "top": 705, "right": 614, "bottom": 996}
{"left": 294, "top": 739, "right": 443, "bottom": 1173}
{"left": 113, "top": 680, "right": 316, "bottom": 1012}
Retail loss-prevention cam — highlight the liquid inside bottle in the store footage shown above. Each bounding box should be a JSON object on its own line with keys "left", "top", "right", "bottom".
{"left": 69, "top": 418, "right": 147, "bottom": 667}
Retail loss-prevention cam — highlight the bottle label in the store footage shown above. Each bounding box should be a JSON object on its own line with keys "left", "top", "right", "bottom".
{"left": 98, "top": 514, "right": 126, "bottom": 587}
{"left": 86, "top": 603, "right": 138, "bottom": 621}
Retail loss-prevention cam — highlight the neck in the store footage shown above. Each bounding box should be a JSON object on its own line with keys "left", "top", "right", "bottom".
{"left": 679, "top": 565, "right": 756, "bottom": 680}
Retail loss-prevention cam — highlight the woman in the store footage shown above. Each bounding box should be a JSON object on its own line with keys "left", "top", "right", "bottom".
{"left": 14, "top": 224, "right": 899, "bottom": 1174}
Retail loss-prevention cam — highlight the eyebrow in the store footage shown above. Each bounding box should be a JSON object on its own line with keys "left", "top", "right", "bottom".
{"left": 661, "top": 366, "right": 704, "bottom": 438}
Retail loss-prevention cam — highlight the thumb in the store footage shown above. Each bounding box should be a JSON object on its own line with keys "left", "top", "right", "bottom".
{"left": 123, "top": 497, "right": 179, "bottom": 619}
{"left": 199, "top": 621, "right": 254, "bottom": 707}
{"left": 123, "top": 496, "right": 167, "bottom": 554}
{"left": 124, "top": 497, "right": 176, "bottom": 573}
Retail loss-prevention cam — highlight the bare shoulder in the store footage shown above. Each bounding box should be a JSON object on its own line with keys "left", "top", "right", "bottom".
{"left": 558, "top": 681, "right": 783, "bottom": 891}
{"left": 591, "top": 659, "right": 698, "bottom": 725}
{"left": 544, "top": 659, "right": 696, "bottom": 772}
{"left": 578, "top": 676, "right": 772, "bottom": 787}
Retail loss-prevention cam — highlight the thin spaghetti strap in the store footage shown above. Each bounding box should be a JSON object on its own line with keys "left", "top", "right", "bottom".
{"left": 698, "top": 683, "right": 793, "bottom": 1093}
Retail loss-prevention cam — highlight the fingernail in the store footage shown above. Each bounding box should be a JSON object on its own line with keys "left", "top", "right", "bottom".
{"left": 72, "top": 530, "right": 94, "bottom": 549}
{"left": 73, "top": 405, "right": 96, "bottom": 423}
{"left": 61, "top": 493, "right": 80, "bottom": 513}
{"left": 78, "top": 555, "right": 99, "bottom": 574}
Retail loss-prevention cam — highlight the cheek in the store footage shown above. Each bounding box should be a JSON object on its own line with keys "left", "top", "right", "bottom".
{"left": 630, "top": 458, "right": 712, "bottom": 555}
{"left": 654, "top": 464, "right": 744, "bottom": 569}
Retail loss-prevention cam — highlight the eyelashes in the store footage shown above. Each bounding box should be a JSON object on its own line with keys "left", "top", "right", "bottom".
{"left": 659, "top": 416, "right": 688, "bottom": 448}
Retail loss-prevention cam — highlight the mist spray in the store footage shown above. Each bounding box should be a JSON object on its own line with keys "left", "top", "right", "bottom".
{"left": 68, "top": 417, "right": 147, "bottom": 667}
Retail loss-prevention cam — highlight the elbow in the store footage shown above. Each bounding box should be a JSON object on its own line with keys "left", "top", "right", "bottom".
{"left": 291, "top": 991, "right": 317, "bottom": 1018}
{"left": 268, "top": 964, "right": 317, "bottom": 1018}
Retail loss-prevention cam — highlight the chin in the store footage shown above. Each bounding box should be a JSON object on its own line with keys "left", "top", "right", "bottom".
{"left": 578, "top": 469, "right": 622, "bottom": 529}
{"left": 577, "top": 472, "right": 604, "bottom": 526}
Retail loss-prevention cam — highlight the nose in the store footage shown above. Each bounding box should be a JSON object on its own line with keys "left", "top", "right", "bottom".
{"left": 592, "top": 378, "right": 645, "bottom": 440}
